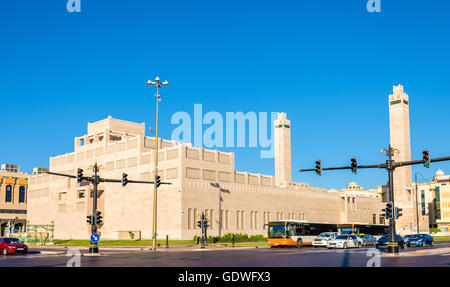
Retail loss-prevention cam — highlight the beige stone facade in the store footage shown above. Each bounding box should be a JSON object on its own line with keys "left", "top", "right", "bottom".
{"left": 26, "top": 114, "right": 386, "bottom": 240}
{"left": 0, "top": 164, "right": 29, "bottom": 235}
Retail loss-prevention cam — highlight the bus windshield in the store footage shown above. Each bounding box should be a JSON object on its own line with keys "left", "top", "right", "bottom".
{"left": 268, "top": 223, "right": 285, "bottom": 238}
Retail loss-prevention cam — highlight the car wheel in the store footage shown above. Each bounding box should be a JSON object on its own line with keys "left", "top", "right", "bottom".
{"left": 358, "top": 242, "right": 362, "bottom": 248}
{"left": 343, "top": 243, "right": 347, "bottom": 249}
{"left": 407, "top": 244, "right": 410, "bottom": 248}
{"left": 430, "top": 241, "right": 433, "bottom": 246}
{"left": 2, "top": 248, "right": 7, "bottom": 256}
{"left": 296, "top": 239, "right": 303, "bottom": 248}
{"left": 401, "top": 243, "right": 405, "bottom": 249}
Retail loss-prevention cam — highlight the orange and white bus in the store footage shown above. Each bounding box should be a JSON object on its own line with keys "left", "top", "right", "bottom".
{"left": 267, "top": 220, "right": 337, "bottom": 247}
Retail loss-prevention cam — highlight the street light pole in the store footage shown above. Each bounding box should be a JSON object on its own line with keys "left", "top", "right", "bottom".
{"left": 414, "top": 172, "right": 430, "bottom": 235}
{"left": 147, "top": 76, "right": 169, "bottom": 250}
{"left": 415, "top": 173, "right": 420, "bottom": 235}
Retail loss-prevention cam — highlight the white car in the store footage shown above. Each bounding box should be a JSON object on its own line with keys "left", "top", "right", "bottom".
{"left": 327, "top": 235, "right": 360, "bottom": 249}
{"left": 312, "top": 232, "right": 338, "bottom": 247}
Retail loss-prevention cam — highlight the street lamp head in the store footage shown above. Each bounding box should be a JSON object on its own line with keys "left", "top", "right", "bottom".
{"left": 162, "top": 80, "right": 169, "bottom": 86}
{"left": 147, "top": 80, "right": 155, "bottom": 85}
{"left": 155, "top": 76, "right": 160, "bottom": 83}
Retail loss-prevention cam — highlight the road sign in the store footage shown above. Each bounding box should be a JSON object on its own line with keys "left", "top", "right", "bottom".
{"left": 90, "top": 233, "right": 100, "bottom": 243}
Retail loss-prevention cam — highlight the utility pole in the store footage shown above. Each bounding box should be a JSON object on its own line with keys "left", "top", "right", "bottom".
{"left": 298, "top": 146, "right": 450, "bottom": 254}
{"left": 147, "top": 76, "right": 169, "bottom": 250}
{"left": 46, "top": 162, "right": 171, "bottom": 253}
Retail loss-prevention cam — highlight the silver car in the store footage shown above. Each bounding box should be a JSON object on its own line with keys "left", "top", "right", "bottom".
{"left": 362, "top": 234, "right": 377, "bottom": 246}
{"left": 312, "top": 232, "right": 338, "bottom": 247}
{"left": 327, "top": 235, "right": 360, "bottom": 249}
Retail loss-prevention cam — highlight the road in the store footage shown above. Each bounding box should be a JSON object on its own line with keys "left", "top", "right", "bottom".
{"left": 1, "top": 241, "right": 449, "bottom": 267}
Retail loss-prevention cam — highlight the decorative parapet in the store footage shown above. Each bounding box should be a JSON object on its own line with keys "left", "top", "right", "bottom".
{"left": 184, "top": 178, "right": 335, "bottom": 201}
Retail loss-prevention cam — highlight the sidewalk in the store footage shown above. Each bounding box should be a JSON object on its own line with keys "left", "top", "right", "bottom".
{"left": 382, "top": 247, "right": 450, "bottom": 257}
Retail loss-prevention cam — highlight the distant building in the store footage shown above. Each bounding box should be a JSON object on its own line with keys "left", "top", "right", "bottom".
{"left": 328, "top": 182, "right": 385, "bottom": 225}
{"left": 0, "top": 164, "right": 29, "bottom": 235}
{"left": 27, "top": 115, "right": 385, "bottom": 240}
{"left": 416, "top": 169, "right": 450, "bottom": 232}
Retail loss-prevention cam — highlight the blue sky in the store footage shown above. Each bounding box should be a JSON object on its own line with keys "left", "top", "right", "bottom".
{"left": 1, "top": 0, "right": 449, "bottom": 189}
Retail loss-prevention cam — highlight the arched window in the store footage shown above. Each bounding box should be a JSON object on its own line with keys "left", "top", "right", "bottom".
{"left": 5, "top": 185, "right": 12, "bottom": 202}
{"left": 19, "top": 186, "right": 26, "bottom": 203}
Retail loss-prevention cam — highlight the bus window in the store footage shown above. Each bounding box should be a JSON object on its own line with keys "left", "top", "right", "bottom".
{"left": 286, "top": 224, "right": 294, "bottom": 238}
{"left": 268, "top": 223, "right": 285, "bottom": 238}
{"left": 340, "top": 227, "right": 353, "bottom": 234}
{"left": 303, "top": 224, "right": 310, "bottom": 235}
{"left": 295, "top": 224, "right": 304, "bottom": 235}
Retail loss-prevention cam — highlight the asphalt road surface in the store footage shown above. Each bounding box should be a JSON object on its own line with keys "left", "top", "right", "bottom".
{"left": 1, "top": 242, "right": 449, "bottom": 267}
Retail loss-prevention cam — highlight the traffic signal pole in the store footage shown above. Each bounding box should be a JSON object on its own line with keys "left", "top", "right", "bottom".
{"left": 46, "top": 162, "right": 171, "bottom": 254}
{"left": 385, "top": 148, "right": 399, "bottom": 253}
{"left": 298, "top": 146, "right": 450, "bottom": 254}
{"left": 90, "top": 163, "right": 100, "bottom": 253}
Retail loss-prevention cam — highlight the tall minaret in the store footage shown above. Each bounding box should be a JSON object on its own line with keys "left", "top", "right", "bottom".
{"left": 274, "top": 112, "right": 292, "bottom": 187}
{"left": 388, "top": 84, "right": 416, "bottom": 234}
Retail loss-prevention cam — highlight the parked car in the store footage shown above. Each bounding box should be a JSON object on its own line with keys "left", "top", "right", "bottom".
{"left": 327, "top": 235, "right": 360, "bottom": 249}
{"left": 0, "top": 237, "right": 28, "bottom": 255}
{"left": 312, "top": 232, "right": 338, "bottom": 247}
{"left": 376, "top": 234, "right": 405, "bottom": 249}
{"left": 358, "top": 234, "right": 376, "bottom": 246}
{"left": 406, "top": 234, "right": 434, "bottom": 247}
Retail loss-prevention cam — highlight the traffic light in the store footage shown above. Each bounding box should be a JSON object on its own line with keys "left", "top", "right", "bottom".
{"left": 95, "top": 210, "right": 103, "bottom": 226}
{"left": 395, "top": 207, "right": 403, "bottom": 219}
{"left": 155, "top": 174, "right": 161, "bottom": 187}
{"left": 77, "top": 168, "right": 83, "bottom": 183}
{"left": 422, "top": 150, "right": 430, "bottom": 168}
{"left": 351, "top": 158, "right": 358, "bottom": 174}
{"left": 86, "top": 215, "right": 94, "bottom": 224}
{"left": 385, "top": 201, "right": 393, "bottom": 219}
{"left": 315, "top": 160, "right": 322, "bottom": 176}
{"left": 122, "top": 173, "right": 128, "bottom": 187}
{"left": 204, "top": 221, "right": 210, "bottom": 230}
{"left": 95, "top": 175, "right": 100, "bottom": 184}
{"left": 197, "top": 219, "right": 203, "bottom": 229}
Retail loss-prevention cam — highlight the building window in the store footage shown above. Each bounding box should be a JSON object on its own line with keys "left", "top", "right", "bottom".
{"left": 225, "top": 210, "right": 229, "bottom": 229}
{"left": 372, "top": 214, "right": 377, "bottom": 225}
{"left": 193, "top": 209, "right": 198, "bottom": 229}
{"left": 187, "top": 208, "right": 192, "bottom": 230}
{"left": 379, "top": 214, "right": 385, "bottom": 225}
{"left": 237, "top": 211, "right": 240, "bottom": 229}
{"left": 434, "top": 187, "right": 441, "bottom": 220}
{"left": 19, "top": 186, "right": 26, "bottom": 203}
{"left": 421, "top": 190, "right": 426, "bottom": 216}
{"left": 5, "top": 185, "right": 12, "bottom": 203}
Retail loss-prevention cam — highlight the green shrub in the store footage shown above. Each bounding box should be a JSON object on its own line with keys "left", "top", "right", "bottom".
{"left": 193, "top": 233, "right": 267, "bottom": 244}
